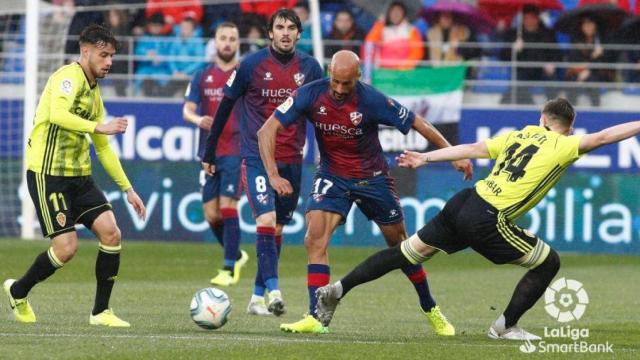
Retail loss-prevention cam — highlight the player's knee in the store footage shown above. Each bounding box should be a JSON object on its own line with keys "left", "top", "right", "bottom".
{"left": 304, "top": 232, "right": 328, "bottom": 257}
{"left": 55, "top": 242, "right": 78, "bottom": 262}
{"left": 205, "top": 211, "right": 221, "bottom": 226}
{"left": 100, "top": 226, "right": 122, "bottom": 247}
{"left": 542, "top": 248, "right": 560, "bottom": 275}
{"left": 256, "top": 212, "right": 276, "bottom": 228}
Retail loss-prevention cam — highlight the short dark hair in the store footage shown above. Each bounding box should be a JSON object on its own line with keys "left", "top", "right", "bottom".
{"left": 542, "top": 98, "right": 576, "bottom": 127}
{"left": 268, "top": 8, "right": 302, "bottom": 33}
{"left": 79, "top": 24, "right": 118, "bottom": 50}
{"left": 215, "top": 21, "right": 238, "bottom": 36}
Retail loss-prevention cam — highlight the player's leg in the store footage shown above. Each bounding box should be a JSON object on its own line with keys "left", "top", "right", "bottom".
{"left": 4, "top": 171, "right": 77, "bottom": 323}
{"left": 480, "top": 213, "right": 558, "bottom": 340}
{"left": 280, "top": 210, "right": 342, "bottom": 334}
{"left": 316, "top": 233, "right": 440, "bottom": 327}
{"left": 201, "top": 169, "right": 224, "bottom": 247}
{"left": 281, "top": 172, "right": 350, "bottom": 334}
{"left": 86, "top": 210, "right": 129, "bottom": 327}
{"left": 242, "top": 158, "right": 282, "bottom": 315}
{"left": 68, "top": 175, "right": 129, "bottom": 327}
{"left": 219, "top": 195, "right": 248, "bottom": 284}
{"left": 218, "top": 156, "right": 249, "bottom": 284}
{"left": 317, "top": 188, "right": 470, "bottom": 327}
{"left": 377, "top": 221, "right": 453, "bottom": 336}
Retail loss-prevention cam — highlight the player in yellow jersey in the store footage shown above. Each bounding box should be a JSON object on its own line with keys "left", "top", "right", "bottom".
{"left": 315, "top": 98, "right": 640, "bottom": 340}
{"left": 3, "top": 24, "right": 146, "bottom": 327}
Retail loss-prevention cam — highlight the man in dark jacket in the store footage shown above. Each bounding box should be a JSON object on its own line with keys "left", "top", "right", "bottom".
{"left": 500, "top": 5, "right": 560, "bottom": 104}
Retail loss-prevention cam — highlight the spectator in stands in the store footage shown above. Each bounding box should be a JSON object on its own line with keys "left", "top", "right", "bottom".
{"left": 565, "top": 16, "right": 613, "bottom": 107}
{"left": 202, "top": 3, "right": 242, "bottom": 38}
{"left": 145, "top": 0, "right": 204, "bottom": 35}
{"left": 167, "top": 16, "right": 206, "bottom": 96}
{"left": 64, "top": 0, "right": 103, "bottom": 60}
{"left": 499, "top": 5, "right": 560, "bottom": 104}
{"left": 426, "top": 11, "right": 480, "bottom": 66}
{"left": 325, "top": 9, "right": 365, "bottom": 58}
{"left": 363, "top": 1, "right": 424, "bottom": 70}
{"left": 134, "top": 13, "right": 172, "bottom": 96}
{"left": 238, "top": 15, "right": 268, "bottom": 57}
{"left": 293, "top": 3, "right": 313, "bottom": 54}
{"left": 104, "top": 7, "right": 132, "bottom": 97}
{"left": 239, "top": 0, "right": 297, "bottom": 22}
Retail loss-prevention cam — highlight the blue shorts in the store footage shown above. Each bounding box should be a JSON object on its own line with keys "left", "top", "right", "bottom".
{"left": 241, "top": 157, "right": 301, "bottom": 225}
{"left": 305, "top": 172, "right": 403, "bottom": 225}
{"left": 201, "top": 156, "right": 242, "bottom": 203}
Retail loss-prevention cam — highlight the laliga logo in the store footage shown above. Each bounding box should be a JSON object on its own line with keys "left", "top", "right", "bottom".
{"left": 544, "top": 277, "right": 589, "bottom": 323}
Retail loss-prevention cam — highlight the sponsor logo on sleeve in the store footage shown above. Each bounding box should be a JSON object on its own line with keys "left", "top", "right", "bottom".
{"left": 226, "top": 70, "right": 236, "bottom": 87}
{"left": 60, "top": 79, "right": 73, "bottom": 95}
{"left": 277, "top": 96, "right": 294, "bottom": 113}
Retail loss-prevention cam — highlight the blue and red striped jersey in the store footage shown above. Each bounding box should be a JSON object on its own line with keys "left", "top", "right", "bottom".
{"left": 275, "top": 78, "right": 415, "bottom": 179}
{"left": 224, "top": 47, "right": 323, "bottom": 163}
{"left": 185, "top": 63, "right": 240, "bottom": 158}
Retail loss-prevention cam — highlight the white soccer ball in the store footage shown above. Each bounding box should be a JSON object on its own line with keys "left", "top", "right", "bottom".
{"left": 190, "top": 287, "right": 232, "bottom": 329}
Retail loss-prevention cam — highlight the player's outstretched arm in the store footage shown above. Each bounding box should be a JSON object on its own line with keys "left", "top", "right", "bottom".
{"left": 411, "top": 115, "right": 474, "bottom": 179}
{"left": 258, "top": 115, "right": 293, "bottom": 196}
{"left": 397, "top": 141, "right": 490, "bottom": 169}
{"left": 578, "top": 120, "right": 640, "bottom": 154}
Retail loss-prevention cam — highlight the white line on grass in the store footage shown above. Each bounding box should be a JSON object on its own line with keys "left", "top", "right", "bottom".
{"left": 2, "top": 333, "right": 636, "bottom": 352}
{"left": 0, "top": 332, "right": 512, "bottom": 347}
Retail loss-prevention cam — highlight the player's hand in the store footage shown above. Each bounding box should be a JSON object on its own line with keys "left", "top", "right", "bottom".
{"left": 396, "top": 150, "right": 427, "bottom": 169}
{"left": 452, "top": 159, "right": 474, "bottom": 180}
{"left": 199, "top": 115, "right": 214, "bottom": 130}
{"left": 96, "top": 117, "right": 128, "bottom": 135}
{"left": 270, "top": 175, "right": 293, "bottom": 197}
{"left": 202, "top": 162, "right": 216, "bottom": 176}
{"left": 126, "top": 188, "right": 146, "bottom": 220}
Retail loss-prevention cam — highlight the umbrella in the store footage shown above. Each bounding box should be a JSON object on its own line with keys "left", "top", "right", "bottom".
{"left": 554, "top": 4, "right": 629, "bottom": 35}
{"left": 420, "top": 1, "right": 496, "bottom": 34}
{"left": 478, "top": 0, "right": 563, "bottom": 24}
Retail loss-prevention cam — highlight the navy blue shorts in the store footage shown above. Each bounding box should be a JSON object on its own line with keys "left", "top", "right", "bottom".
{"left": 241, "top": 158, "right": 301, "bottom": 225}
{"left": 305, "top": 172, "right": 403, "bottom": 225}
{"left": 201, "top": 156, "right": 242, "bottom": 203}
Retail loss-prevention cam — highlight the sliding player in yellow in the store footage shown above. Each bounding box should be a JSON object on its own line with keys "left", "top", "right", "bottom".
{"left": 317, "top": 98, "right": 640, "bottom": 340}
{"left": 3, "top": 24, "right": 146, "bottom": 327}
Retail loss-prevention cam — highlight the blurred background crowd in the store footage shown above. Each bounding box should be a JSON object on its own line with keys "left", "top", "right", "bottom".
{"left": 2, "top": 0, "right": 640, "bottom": 106}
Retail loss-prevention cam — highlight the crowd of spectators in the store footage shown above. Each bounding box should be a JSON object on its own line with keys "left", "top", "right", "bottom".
{"left": 2, "top": 0, "right": 640, "bottom": 103}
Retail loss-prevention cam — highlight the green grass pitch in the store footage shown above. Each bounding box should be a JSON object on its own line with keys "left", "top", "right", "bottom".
{"left": 1, "top": 238, "right": 638, "bottom": 359}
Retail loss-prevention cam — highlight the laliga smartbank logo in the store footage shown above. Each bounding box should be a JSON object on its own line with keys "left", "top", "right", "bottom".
{"left": 519, "top": 277, "right": 613, "bottom": 354}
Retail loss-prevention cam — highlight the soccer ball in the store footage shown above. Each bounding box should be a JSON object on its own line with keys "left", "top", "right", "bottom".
{"left": 190, "top": 287, "right": 232, "bottom": 329}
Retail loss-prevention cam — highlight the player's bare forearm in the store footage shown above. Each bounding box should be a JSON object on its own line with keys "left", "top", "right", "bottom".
{"left": 579, "top": 121, "right": 640, "bottom": 154}
{"left": 258, "top": 116, "right": 283, "bottom": 178}
{"left": 412, "top": 115, "right": 451, "bottom": 149}
{"left": 182, "top": 101, "right": 200, "bottom": 126}
{"left": 422, "top": 142, "right": 490, "bottom": 163}
{"left": 258, "top": 116, "right": 293, "bottom": 196}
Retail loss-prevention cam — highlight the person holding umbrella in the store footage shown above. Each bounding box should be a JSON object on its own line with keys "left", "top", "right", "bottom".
{"left": 555, "top": 2, "right": 629, "bottom": 106}
{"left": 564, "top": 16, "right": 614, "bottom": 107}
{"left": 426, "top": 11, "right": 481, "bottom": 65}
{"left": 498, "top": 5, "right": 560, "bottom": 104}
